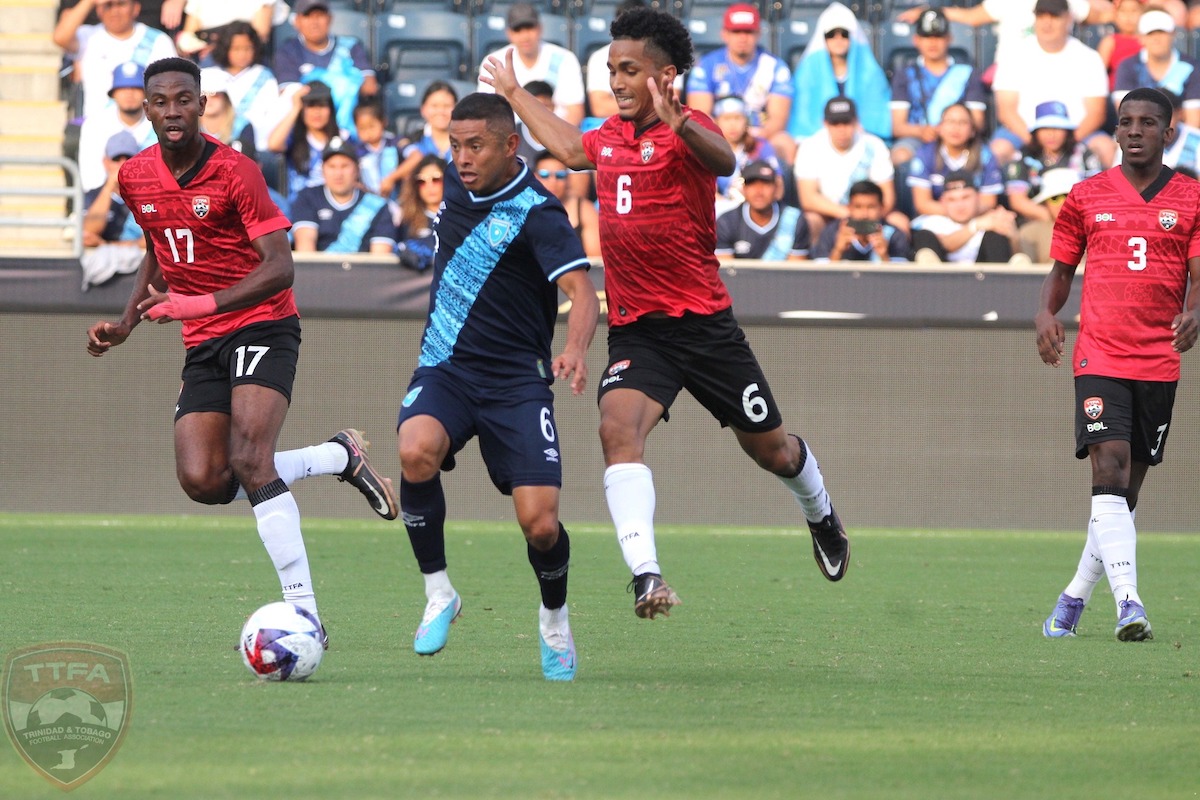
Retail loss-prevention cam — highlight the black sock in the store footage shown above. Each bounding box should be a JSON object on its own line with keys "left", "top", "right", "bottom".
{"left": 528, "top": 524, "right": 570, "bottom": 610}
{"left": 401, "top": 475, "right": 447, "bottom": 573}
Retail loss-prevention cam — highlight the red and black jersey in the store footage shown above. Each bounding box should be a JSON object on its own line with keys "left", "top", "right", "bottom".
{"left": 1051, "top": 166, "right": 1200, "bottom": 381}
{"left": 119, "top": 135, "right": 295, "bottom": 348}
{"left": 582, "top": 111, "right": 732, "bottom": 326}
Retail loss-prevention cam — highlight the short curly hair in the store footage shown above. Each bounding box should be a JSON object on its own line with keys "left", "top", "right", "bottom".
{"left": 610, "top": 7, "right": 694, "bottom": 74}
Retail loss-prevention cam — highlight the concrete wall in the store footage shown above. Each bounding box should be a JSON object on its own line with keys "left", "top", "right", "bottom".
{"left": 3, "top": 312, "right": 1198, "bottom": 532}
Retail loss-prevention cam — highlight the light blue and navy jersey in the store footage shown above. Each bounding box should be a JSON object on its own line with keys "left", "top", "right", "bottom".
{"left": 290, "top": 186, "right": 396, "bottom": 253}
{"left": 418, "top": 159, "right": 590, "bottom": 384}
{"left": 889, "top": 56, "right": 987, "bottom": 128}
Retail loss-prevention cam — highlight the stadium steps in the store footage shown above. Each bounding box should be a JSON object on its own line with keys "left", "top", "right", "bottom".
{"left": 0, "top": 0, "right": 74, "bottom": 256}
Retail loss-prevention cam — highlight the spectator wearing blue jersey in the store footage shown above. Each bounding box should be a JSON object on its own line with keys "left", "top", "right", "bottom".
{"left": 397, "top": 81, "right": 458, "bottom": 184}
{"left": 291, "top": 137, "right": 397, "bottom": 255}
{"left": 906, "top": 103, "right": 1004, "bottom": 219}
{"left": 273, "top": 0, "right": 377, "bottom": 135}
{"left": 713, "top": 95, "right": 779, "bottom": 216}
{"left": 353, "top": 102, "right": 403, "bottom": 199}
{"left": 395, "top": 93, "right": 598, "bottom": 681}
{"left": 786, "top": 2, "right": 891, "bottom": 143}
{"left": 812, "top": 180, "right": 911, "bottom": 262}
{"left": 267, "top": 80, "right": 349, "bottom": 202}
{"left": 716, "top": 159, "right": 811, "bottom": 261}
{"left": 1161, "top": 89, "right": 1200, "bottom": 176}
{"left": 1112, "top": 10, "right": 1200, "bottom": 129}
{"left": 685, "top": 3, "right": 795, "bottom": 161}
{"left": 890, "top": 8, "right": 988, "bottom": 166}
{"left": 200, "top": 22, "right": 280, "bottom": 153}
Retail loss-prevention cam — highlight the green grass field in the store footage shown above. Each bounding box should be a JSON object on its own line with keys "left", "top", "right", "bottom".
{"left": 1, "top": 513, "right": 1197, "bottom": 799}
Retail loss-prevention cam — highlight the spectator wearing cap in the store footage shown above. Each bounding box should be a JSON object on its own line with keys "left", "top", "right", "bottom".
{"left": 911, "top": 170, "right": 1019, "bottom": 264}
{"left": 82, "top": 130, "right": 144, "bottom": 248}
{"left": 812, "top": 180, "right": 911, "bottom": 262}
{"left": 52, "top": 0, "right": 177, "bottom": 121}
{"left": 715, "top": 160, "right": 811, "bottom": 261}
{"left": 291, "top": 137, "right": 397, "bottom": 255}
{"left": 268, "top": 80, "right": 350, "bottom": 201}
{"left": 76, "top": 61, "right": 157, "bottom": 193}
{"left": 712, "top": 95, "right": 779, "bottom": 216}
{"left": 684, "top": 3, "right": 795, "bottom": 161}
{"left": 1016, "top": 167, "right": 1083, "bottom": 262}
{"left": 476, "top": 2, "right": 586, "bottom": 126}
{"left": 273, "top": 0, "right": 377, "bottom": 135}
{"left": 586, "top": 0, "right": 646, "bottom": 122}
{"left": 786, "top": 2, "right": 891, "bottom": 143}
{"left": 896, "top": 0, "right": 1098, "bottom": 79}
{"left": 200, "top": 21, "right": 281, "bottom": 153}
{"left": 794, "top": 97, "right": 897, "bottom": 242}
{"left": 1004, "top": 100, "right": 1102, "bottom": 224}
{"left": 889, "top": 8, "right": 988, "bottom": 166}
{"left": 906, "top": 102, "right": 1004, "bottom": 218}
{"left": 1112, "top": 9, "right": 1200, "bottom": 128}
{"left": 991, "top": 0, "right": 1115, "bottom": 168}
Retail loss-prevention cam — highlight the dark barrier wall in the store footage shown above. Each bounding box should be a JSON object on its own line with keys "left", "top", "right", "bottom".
{"left": 4, "top": 312, "right": 1199, "bottom": 532}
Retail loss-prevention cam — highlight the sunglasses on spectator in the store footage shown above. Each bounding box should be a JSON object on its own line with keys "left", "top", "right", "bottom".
{"left": 416, "top": 175, "right": 443, "bottom": 185}
{"left": 538, "top": 169, "right": 569, "bottom": 179}
{"left": 824, "top": 28, "right": 850, "bottom": 39}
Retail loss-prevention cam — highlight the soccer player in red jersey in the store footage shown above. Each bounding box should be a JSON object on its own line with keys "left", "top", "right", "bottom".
{"left": 1037, "top": 87, "right": 1200, "bottom": 642}
{"left": 483, "top": 8, "right": 849, "bottom": 619}
{"left": 85, "top": 57, "right": 398, "bottom": 643}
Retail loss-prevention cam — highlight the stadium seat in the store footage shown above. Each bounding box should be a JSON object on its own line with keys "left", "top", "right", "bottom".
{"left": 382, "top": 76, "right": 475, "bottom": 135}
{"left": 271, "top": 10, "right": 376, "bottom": 63}
{"left": 773, "top": 7, "right": 822, "bottom": 70}
{"left": 373, "top": 8, "right": 472, "bottom": 83}
{"left": 575, "top": 12, "right": 615, "bottom": 77}
{"left": 682, "top": 6, "right": 728, "bottom": 59}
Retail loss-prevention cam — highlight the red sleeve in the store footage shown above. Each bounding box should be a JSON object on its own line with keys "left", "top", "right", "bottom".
{"left": 1049, "top": 189, "right": 1085, "bottom": 266}
{"left": 1189, "top": 190, "right": 1200, "bottom": 261}
{"left": 581, "top": 126, "right": 599, "bottom": 165}
{"left": 230, "top": 155, "right": 291, "bottom": 241}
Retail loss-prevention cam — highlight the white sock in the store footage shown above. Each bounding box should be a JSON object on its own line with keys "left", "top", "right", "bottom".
{"left": 235, "top": 444, "right": 349, "bottom": 500}
{"left": 604, "top": 463, "right": 660, "bottom": 575}
{"left": 253, "top": 490, "right": 318, "bottom": 619}
{"left": 1064, "top": 517, "right": 1105, "bottom": 603}
{"left": 422, "top": 569, "right": 455, "bottom": 602}
{"left": 539, "top": 603, "right": 571, "bottom": 650}
{"left": 777, "top": 438, "right": 832, "bottom": 523}
{"left": 1091, "top": 493, "right": 1141, "bottom": 609}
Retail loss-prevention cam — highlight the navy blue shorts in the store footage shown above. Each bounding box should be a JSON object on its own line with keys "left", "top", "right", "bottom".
{"left": 176, "top": 317, "right": 301, "bottom": 421}
{"left": 397, "top": 367, "right": 562, "bottom": 495}
{"left": 598, "top": 308, "right": 783, "bottom": 432}
{"left": 1074, "top": 375, "right": 1176, "bottom": 464}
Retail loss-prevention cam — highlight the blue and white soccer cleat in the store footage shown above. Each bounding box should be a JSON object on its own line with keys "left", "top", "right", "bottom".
{"left": 1115, "top": 597, "right": 1153, "bottom": 642}
{"left": 1043, "top": 593, "right": 1085, "bottom": 638}
{"left": 414, "top": 592, "right": 461, "bottom": 655}
{"left": 539, "top": 632, "right": 576, "bottom": 681}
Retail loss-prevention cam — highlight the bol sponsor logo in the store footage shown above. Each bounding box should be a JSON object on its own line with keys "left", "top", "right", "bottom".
{"left": 1094, "top": 213, "right": 1116, "bottom": 223}
{"left": 3, "top": 642, "right": 132, "bottom": 791}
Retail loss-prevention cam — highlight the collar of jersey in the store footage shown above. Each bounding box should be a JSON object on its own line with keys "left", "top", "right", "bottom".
{"left": 466, "top": 159, "right": 530, "bottom": 204}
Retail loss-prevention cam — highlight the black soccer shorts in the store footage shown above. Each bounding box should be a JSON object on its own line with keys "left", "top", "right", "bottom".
{"left": 1073, "top": 374, "right": 1176, "bottom": 464}
{"left": 175, "top": 317, "right": 301, "bottom": 420}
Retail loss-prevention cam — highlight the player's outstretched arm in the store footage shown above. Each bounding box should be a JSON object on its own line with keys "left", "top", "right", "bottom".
{"left": 1172, "top": 255, "right": 1200, "bottom": 353}
{"left": 649, "top": 76, "right": 735, "bottom": 177}
{"left": 87, "top": 240, "right": 163, "bottom": 356}
{"left": 553, "top": 268, "right": 600, "bottom": 396}
{"left": 1035, "top": 260, "right": 1078, "bottom": 367}
{"left": 480, "top": 48, "right": 594, "bottom": 170}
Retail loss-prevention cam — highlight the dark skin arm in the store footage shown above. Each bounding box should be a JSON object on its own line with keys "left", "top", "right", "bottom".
{"left": 1035, "top": 259, "right": 1079, "bottom": 367}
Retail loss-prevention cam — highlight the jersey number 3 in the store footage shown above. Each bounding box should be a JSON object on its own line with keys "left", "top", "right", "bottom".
{"left": 1127, "top": 236, "right": 1147, "bottom": 271}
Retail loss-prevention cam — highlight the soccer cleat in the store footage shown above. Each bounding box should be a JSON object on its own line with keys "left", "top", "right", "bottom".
{"left": 1042, "top": 593, "right": 1085, "bottom": 638}
{"left": 414, "top": 592, "right": 461, "bottom": 655}
{"left": 1115, "top": 597, "right": 1153, "bottom": 642}
{"left": 808, "top": 507, "right": 849, "bottom": 582}
{"left": 329, "top": 428, "right": 398, "bottom": 520}
{"left": 319, "top": 625, "right": 329, "bottom": 651}
{"left": 539, "top": 631, "right": 577, "bottom": 682}
{"left": 630, "top": 572, "right": 681, "bottom": 619}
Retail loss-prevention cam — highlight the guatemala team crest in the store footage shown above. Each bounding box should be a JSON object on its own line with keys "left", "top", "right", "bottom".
{"left": 640, "top": 140, "right": 655, "bottom": 163}
{"left": 192, "top": 196, "right": 210, "bottom": 219}
{"left": 3, "top": 642, "right": 133, "bottom": 791}
{"left": 487, "top": 217, "right": 511, "bottom": 248}
{"left": 1083, "top": 397, "right": 1104, "bottom": 420}
{"left": 1159, "top": 210, "right": 1178, "bottom": 231}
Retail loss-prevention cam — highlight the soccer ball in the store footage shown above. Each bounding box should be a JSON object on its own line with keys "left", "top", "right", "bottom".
{"left": 238, "top": 602, "right": 325, "bottom": 682}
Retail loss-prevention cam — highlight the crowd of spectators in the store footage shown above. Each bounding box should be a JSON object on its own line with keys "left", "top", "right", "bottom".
{"left": 56, "top": 0, "right": 1200, "bottom": 267}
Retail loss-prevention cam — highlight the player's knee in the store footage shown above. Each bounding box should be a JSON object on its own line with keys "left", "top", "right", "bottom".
{"left": 522, "top": 517, "right": 560, "bottom": 551}
{"left": 177, "top": 469, "right": 228, "bottom": 505}
{"left": 228, "top": 449, "right": 275, "bottom": 491}
{"left": 398, "top": 442, "right": 441, "bottom": 483}
{"left": 598, "top": 418, "right": 641, "bottom": 462}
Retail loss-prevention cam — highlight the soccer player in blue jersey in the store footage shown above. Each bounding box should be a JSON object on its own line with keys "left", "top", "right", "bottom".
{"left": 395, "top": 93, "right": 599, "bottom": 681}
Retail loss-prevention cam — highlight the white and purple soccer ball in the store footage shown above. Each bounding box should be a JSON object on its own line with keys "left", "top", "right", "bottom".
{"left": 238, "top": 602, "right": 324, "bottom": 682}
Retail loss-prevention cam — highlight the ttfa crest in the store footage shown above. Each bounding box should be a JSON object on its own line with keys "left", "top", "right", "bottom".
{"left": 640, "top": 140, "right": 655, "bottom": 163}
{"left": 192, "top": 196, "right": 210, "bottom": 219}
{"left": 1159, "top": 209, "right": 1178, "bottom": 231}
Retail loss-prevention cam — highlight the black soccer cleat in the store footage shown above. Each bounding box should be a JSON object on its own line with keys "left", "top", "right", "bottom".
{"left": 329, "top": 428, "right": 398, "bottom": 520}
{"left": 629, "top": 572, "right": 681, "bottom": 619}
{"left": 808, "top": 507, "right": 849, "bottom": 582}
